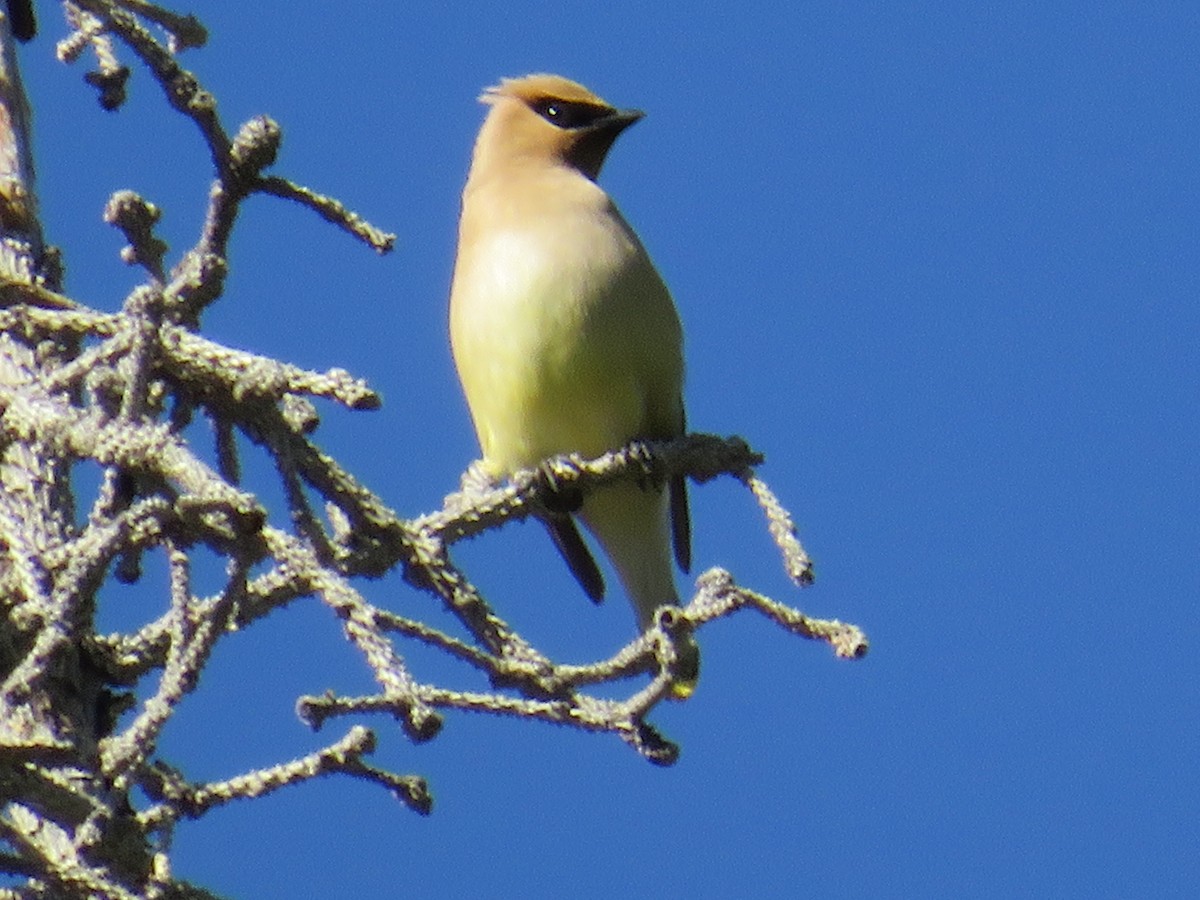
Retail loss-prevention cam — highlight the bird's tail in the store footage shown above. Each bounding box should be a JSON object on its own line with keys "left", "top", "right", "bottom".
{"left": 580, "top": 483, "right": 699, "bottom": 698}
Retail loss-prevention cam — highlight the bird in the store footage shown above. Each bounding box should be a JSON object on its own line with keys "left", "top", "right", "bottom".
{"left": 448, "top": 74, "right": 697, "bottom": 696}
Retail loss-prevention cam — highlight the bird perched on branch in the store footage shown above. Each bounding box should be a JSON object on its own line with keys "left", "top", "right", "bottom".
{"left": 449, "top": 74, "right": 697, "bottom": 696}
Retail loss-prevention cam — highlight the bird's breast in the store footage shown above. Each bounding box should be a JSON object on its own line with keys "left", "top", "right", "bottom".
{"left": 450, "top": 206, "right": 682, "bottom": 473}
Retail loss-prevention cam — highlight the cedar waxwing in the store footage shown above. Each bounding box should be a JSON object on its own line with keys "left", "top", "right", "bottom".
{"left": 449, "top": 74, "right": 697, "bottom": 696}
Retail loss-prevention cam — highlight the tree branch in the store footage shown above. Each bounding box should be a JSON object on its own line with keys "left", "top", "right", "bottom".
{"left": 0, "top": 4, "right": 867, "bottom": 896}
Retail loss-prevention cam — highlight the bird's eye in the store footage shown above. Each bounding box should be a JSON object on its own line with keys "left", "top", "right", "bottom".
{"left": 531, "top": 98, "right": 607, "bottom": 130}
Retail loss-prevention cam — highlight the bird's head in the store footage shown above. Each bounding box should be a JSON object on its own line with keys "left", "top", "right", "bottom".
{"left": 472, "top": 74, "right": 644, "bottom": 182}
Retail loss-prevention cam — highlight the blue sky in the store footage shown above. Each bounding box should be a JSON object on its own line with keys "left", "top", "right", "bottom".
{"left": 21, "top": 2, "right": 1197, "bottom": 897}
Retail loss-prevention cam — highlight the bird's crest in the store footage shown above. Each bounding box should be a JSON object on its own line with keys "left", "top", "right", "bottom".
{"left": 481, "top": 74, "right": 609, "bottom": 109}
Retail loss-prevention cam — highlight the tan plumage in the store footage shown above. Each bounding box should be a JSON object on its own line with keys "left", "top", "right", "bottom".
{"left": 449, "top": 74, "right": 695, "bottom": 693}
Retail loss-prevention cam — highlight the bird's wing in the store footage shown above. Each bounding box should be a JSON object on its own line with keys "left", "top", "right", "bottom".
{"left": 669, "top": 475, "right": 691, "bottom": 573}
{"left": 544, "top": 514, "right": 605, "bottom": 603}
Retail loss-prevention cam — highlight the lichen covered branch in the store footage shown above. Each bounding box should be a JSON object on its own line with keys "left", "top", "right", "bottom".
{"left": 1, "top": 3, "right": 866, "bottom": 897}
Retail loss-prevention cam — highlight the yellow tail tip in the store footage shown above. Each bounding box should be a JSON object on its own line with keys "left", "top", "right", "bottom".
{"left": 668, "top": 678, "right": 697, "bottom": 701}
{"left": 666, "top": 634, "right": 700, "bottom": 701}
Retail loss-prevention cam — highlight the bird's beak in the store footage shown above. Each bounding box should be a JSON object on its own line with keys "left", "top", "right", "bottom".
{"left": 573, "top": 107, "right": 646, "bottom": 180}
{"left": 607, "top": 107, "right": 645, "bottom": 130}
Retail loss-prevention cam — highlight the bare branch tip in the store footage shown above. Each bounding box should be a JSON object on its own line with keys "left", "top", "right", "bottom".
{"left": 627, "top": 720, "right": 680, "bottom": 767}
{"left": 104, "top": 189, "right": 168, "bottom": 276}
{"left": 229, "top": 115, "right": 281, "bottom": 179}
